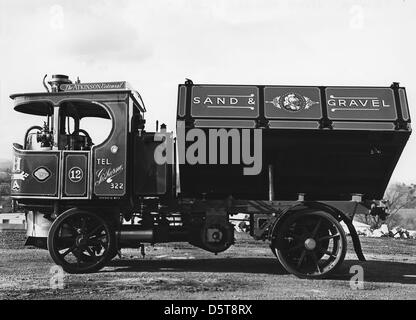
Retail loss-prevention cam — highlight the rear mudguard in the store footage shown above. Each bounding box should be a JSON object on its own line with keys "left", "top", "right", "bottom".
{"left": 269, "top": 201, "right": 366, "bottom": 262}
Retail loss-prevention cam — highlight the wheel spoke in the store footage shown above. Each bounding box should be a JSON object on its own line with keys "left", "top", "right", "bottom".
{"left": 61, "top": 245, "right": 76, "bottom": 258}
{"left": 297, "top": 250, "right": 307, "bottom": 268}
{"left": 87, "top": 225, "right": 104, "bottom": 238}
{"left": 81, "top": 217, "right": 87, "bottom": 232}
{"left": 86, "top": 246, "right": 96, "bottom": 258}
{"left": 311, "top": 218, "right": 322, "bottom": 238}
{"left": 283, "top": 243, "right": 304, "bottom": 253}
{"left": 89, "top": 239, "right": 105, "bottom": 248}
{"left": 89, "top": 233, "right": 106, "bottom": 241}
{"left": 299, "top": 224, "right": 309, "bottom": 234}
{"left": 317, "top": 233, "right": 340, "bottom": 242}
{"left": 65, "top": 222, "right": 78, "bottom": 234}
{"left": 310, "top": 252, "right": 321, "bottom": 274}
{"left": 321, "top": 249, "right": 337, "bottom": 258}
{"left": 56, "top": 237, "right": 75, "bottom": 250}
{"left": 292, "top": 234, "right": 303, "bottom": 241}
{"left": 72, "top": 249, "right": 83, "bottom": 263}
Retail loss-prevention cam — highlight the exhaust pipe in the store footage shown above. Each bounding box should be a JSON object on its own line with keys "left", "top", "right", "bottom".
{"left": 116, "top": 226, "right": 189, "bottom": 245}
{"left": 268, "top": 165, "right": 275, "bottom": 201}
{"left": 117, "top": 228, "right": 154, "bottom": 242}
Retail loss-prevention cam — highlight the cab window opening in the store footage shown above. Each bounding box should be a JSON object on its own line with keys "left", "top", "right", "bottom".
{"left": 13, "top": 101, "right": 54, "bottom": 151}
{"left": 59, "top": 100, "right": 112, "bottom": 151}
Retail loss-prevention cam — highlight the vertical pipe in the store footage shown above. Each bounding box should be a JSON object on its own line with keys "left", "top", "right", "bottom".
{"left": 268, "top": 164, "right": 275, "bottom": 201}
{"left": 52, "top": 201, "right": 60, "bottom": 219}
{"left": 52, "top": 105, "right": 60, "bottom": 150}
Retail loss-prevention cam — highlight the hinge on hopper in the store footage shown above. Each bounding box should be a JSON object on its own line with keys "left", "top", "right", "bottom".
{"left": 394, "top": 120, "right": 410, "bottom": 131}
{"left": 319, "top": 118, "right": 333, "bottom": 130}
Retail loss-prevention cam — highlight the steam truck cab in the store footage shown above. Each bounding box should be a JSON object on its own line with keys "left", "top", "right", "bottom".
{"left": 10, "top": 75, "right": 412, "bottom": 278}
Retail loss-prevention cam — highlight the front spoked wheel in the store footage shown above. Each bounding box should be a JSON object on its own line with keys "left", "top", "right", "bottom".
{"left": 47, "top": 209, "right": 115, "bottom": 274}
{"left": 272, "top": 210, "right": 347, "bottom": 279}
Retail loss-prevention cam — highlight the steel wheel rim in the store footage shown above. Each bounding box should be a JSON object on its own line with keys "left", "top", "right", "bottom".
{"left": 52, "top": 212, "right": 110, "bottom": 272}
{"left": 277, "top": 212, "right": 345, "bottom": 277}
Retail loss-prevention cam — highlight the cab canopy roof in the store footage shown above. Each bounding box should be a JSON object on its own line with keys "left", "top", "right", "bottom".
{"left": 10, "top": 81, "right": 146, "bottom": 118}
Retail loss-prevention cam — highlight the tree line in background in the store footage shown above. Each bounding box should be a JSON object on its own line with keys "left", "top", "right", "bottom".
{"left": 0, "top": 167, "right": 12, "bottom": 213}
{"left": 357, "top": 182, "right": 416, "bottom": 230}
{"left": 0, "top": 164, "right": 416, "bottom": 230}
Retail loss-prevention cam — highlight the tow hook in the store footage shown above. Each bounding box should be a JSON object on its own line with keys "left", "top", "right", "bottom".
{"left": 369, "top": 201, "right": 389, "bottom": 220}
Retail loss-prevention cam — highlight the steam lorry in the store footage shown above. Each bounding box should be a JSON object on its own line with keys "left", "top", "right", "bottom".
{"left": 9, "top": 75, "right": 412, "bottom": 278}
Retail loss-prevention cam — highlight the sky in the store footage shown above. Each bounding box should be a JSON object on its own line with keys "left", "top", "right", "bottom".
{"left": 0, "top": 0, "right": 415, "bottom": 183}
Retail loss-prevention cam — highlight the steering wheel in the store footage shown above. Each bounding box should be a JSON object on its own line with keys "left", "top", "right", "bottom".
{"left": 71, "top": 129, "right": 93, "bottom": 147}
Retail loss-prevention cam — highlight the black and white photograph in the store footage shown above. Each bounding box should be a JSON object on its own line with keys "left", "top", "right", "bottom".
{"left": 0, "top": 0, "right": 415, "bottom": 309}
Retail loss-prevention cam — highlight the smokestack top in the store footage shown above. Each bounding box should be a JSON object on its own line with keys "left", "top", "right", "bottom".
{"left": 48, "top": 74, "right": 72, "bottom": 92}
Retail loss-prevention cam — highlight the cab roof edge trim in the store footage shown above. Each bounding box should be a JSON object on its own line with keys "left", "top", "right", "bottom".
{"left": 10, "top": 90, "right": 145, "bottom": 113}
{"left": 10, "top": 89, "right": 133, "bottom": 99}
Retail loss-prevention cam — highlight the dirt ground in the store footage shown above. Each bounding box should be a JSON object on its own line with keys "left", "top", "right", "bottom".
{"left": 0, "top": 230, "right": 415, "bottom": 300}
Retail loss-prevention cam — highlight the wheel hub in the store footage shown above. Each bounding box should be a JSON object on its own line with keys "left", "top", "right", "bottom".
{"left": 212, "top": 231, "right": 222, "bottom": 241}
{"left": 304, "top": 238, "right": 317, "bottom": 251}
{"left": 75, "top": 235, "right": 87, "bottom": 247}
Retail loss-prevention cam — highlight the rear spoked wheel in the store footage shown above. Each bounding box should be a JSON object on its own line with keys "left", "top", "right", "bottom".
{"left": 47, "top": 209, "right": 115, "bottom": 274}
{"left": 272, "top": 210, "right": 347, "bottom": 279}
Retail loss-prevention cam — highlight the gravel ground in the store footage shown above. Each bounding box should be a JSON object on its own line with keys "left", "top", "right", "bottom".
{"left": 0, "top": 230, "right": 415, "bottom": 300}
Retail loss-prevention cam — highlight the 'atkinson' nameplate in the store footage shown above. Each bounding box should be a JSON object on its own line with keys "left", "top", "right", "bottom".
{"left": 60, "top": 82, "right": 129, "bottom": 92}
